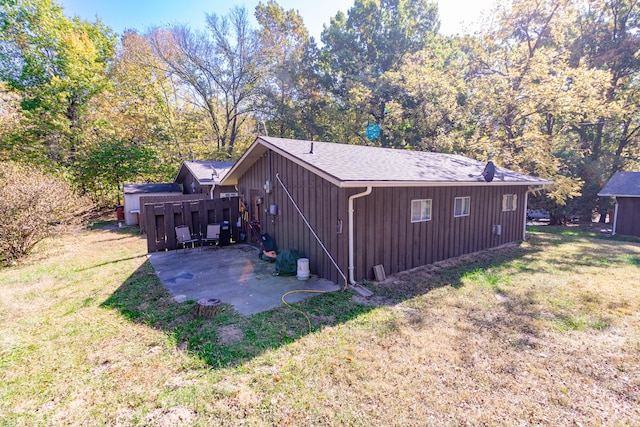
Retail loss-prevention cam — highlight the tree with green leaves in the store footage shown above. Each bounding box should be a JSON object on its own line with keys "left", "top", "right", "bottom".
{"left": 76, "top": 138, "right": 157, "bottom": 206}
{"left": 254, "top": 1, "right": 325, "bottom": 139}
{"left": 379, "top": 36, "right": 469, "bottom": 151}
{"left": 570, "top": 0, "right": 640, "bottom": 220}
{"left": 91, "top": 31, "right": 209, "bottom": 184}
{"left": 461, "top": 0, "right": 618, "bottom": 221}
{"left": 0, "top": 0, "right": 115, "bottom": 164}
{"left": 319, "top": 0, "right": 440, "bottom": 146}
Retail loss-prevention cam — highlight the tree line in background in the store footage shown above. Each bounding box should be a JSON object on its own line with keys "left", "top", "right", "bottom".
{"left": 1, "top": 0, "right": 638, "bottom": 223}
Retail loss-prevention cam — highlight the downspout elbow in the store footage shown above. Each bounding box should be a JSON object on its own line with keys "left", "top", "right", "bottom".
{"left": 348, "top": 186, "right": 372, "bottom": 287}
{"left": 612, "top": 197, "right": 618, "bottom": 236}
{"left": 524, "top": 185, "right": 548, "bottom": 240}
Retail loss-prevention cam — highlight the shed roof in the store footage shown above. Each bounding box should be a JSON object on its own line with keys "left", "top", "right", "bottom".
{"left": 222, "top": 137, "right": 552, "bottom": 188}
{"left": 123, "top": 183, "right": 182, "bottom": 194}
{"left": 175, "top": 161, "right": 236, "bottom": 186}
{"left": 598, "top": 172, "right": 640, "bottom": 197}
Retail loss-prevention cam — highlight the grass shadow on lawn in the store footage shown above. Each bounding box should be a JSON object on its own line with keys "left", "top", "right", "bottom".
{"left": 101, "top": 260, "right": 376, "bottom": 368}
{"left": 101, "top": 227, "right": 639, "bottom": 369}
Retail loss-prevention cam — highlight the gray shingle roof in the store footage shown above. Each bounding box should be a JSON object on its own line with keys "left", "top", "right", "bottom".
{"left": 123, "top": 183, "right": 182, "bottom": 194}
{"left": 223, "top": 137, "right": 552, "bottom": 188}
{"left": 177, "top": 161, "right": 235, "bottom": 185}
{"left": 598, "top": 172, "right": 640, "bottom": 197}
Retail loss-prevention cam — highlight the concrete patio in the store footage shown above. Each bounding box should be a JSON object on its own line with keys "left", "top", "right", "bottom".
{"left": 147, "top": 245, "right": 341, "bottom": 315}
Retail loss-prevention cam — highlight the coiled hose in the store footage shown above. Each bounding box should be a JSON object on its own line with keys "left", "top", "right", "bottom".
{"left": 281, "top": 290, "right": 326, "bottom": 333}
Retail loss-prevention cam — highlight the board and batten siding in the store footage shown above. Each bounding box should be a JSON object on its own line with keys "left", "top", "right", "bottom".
{"left": 616, "top": 197, "right": 640, "bottom": 237}
{"left": 236, "top": 150, "right": 351, "bottom": 284}
{"left": 237, "top": 148, "right": 528, "bottom": 283}
{"left": 351, "top": 185, "right": 527, "bottom": 280}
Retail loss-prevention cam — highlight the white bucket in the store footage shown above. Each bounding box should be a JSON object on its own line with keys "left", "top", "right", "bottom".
{"left": 297, "top": 258, "right": 310, "bottom": 281}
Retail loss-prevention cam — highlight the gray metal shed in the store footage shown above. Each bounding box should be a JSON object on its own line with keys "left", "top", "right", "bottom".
{"left": 123, "top": 183, "right": 182, "bottom": 226}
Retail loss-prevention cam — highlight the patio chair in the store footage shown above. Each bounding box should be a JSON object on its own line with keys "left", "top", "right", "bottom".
{"left": 200, "top": 224, "right": 221, "bottom": 249}
{"left": 175, "top": 225, "right": 198, "bottom": 252}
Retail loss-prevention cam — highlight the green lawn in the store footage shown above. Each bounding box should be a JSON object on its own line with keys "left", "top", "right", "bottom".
{"left": 1, "top": 222, "right": 639, "bottom": 425}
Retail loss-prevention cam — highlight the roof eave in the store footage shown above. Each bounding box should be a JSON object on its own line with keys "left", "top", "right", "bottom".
{"left": 598, "top": 193, "right": 640, "bottom": 198}
{"left": 220, "top": 138, "right": 267, "bottom": 186}
{"left": 173, "top": 162, "right": 187, "bottom": 184}
{"left": 221, "top": 137, "right": 345, "bottom": 187}
{"left": 338, "top": 180, "right": 553, "bottom": 188}
{"left": 174, "top": 161, "right": 206, "bottom": 185}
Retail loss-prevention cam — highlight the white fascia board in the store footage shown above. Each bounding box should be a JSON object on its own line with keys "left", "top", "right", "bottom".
{"left": 598, "top": 193, "right": 640, "bottom": 198}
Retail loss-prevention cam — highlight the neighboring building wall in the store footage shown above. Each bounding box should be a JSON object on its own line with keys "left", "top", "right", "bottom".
{"left": 181, "top": 173, "right": 208, "bottom": 195}
{"left": 238, "top": 149, "right": 528, "bottom": 283}
{"left": 213, "top": 185, "right": 239, "bottom": 199}
{"left": 180, "top": 172, "right": 236, "bottom": 199}
{"left": 616, "top": 197, "right": 640, "bottom": 237}
{"left": 124, "top": 191, "right": 181, "bottom": 226}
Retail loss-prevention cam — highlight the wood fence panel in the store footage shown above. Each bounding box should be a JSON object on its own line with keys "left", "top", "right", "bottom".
{"left": 144, "top": 198, "right": 239, "bottom": 252}
{"left": 166, "top": 203, "right": 178, "bottom": 250}
{"left": 139, "top": 193, "right": 208, "bottom": 233}
{"left": 144, "top": 204, "right": 168, "bottom": 253}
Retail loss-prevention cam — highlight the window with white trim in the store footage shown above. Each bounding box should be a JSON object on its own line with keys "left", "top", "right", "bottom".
{"left": 454, "top": 196, "right": 470, "bottom": 217}
{"left": 411, "top": 199, "right": 432, "bottom": 223}
{"left": 502, "top": 194, "right": 518, "bottom": 212}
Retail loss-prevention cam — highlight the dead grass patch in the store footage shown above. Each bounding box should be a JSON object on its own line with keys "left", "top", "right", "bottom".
{"left": 141, "top": 406, "right": 196, "bottom": 427}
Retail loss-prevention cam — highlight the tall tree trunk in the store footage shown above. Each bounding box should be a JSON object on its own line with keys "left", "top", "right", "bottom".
{"left": 66, "top": 97, "right": 79, "bottom": 163}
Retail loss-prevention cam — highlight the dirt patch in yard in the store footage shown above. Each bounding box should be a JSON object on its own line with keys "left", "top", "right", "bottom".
{"left": 141, "top": 406, "right": 195, "bottom": 427}
{"left": 351, "top": 294, "right": 396, "bottom": 306}
{"left": 309, "top": 314, "right": 337, "bottom": 325}
{"left": 217, "top": 325, "right": 244, "bottom": 345}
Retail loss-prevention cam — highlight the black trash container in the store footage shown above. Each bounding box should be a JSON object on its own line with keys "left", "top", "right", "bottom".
{"left": 219, "top": 221, "right": 231, "bottom": 246}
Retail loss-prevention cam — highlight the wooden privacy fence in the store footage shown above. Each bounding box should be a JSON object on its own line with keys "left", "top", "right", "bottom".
{"left": 139, "top": 194, "right": 208, "bottom": 234}
{"left": 145, "top": 198, "right": 239, "bottom": 253}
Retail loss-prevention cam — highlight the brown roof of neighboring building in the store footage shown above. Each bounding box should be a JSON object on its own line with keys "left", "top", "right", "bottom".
{"left": 175, "top": 161, "right": 235, "bottom": 186}
{"left": 222, "top": 137, "right": 553, "bottom": 188}
{"left": 598, "top": 172, "right": 640, "bottom": 197}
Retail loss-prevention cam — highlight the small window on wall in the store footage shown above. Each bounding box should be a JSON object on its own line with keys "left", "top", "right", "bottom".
{"left": 454, "top": 196, "right": 470, "bottom": 217}
{"left": 502, "top": 194, "right": 518, "bottom": 212}
{"left": 411, "top": 199, "right": 432, "bottom": 223}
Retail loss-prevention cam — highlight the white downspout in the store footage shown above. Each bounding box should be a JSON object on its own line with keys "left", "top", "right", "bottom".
{"left": 348, "top": 187, "right": 372, "bottom": 287}
{"left": 612, "top": 197, "right": 618, "bottom": 236}
{"left": 523, "top": 190, "right": 529, "bottom": 241}
{"left": 524, "top": 185, "right": 546, "bottom": 240}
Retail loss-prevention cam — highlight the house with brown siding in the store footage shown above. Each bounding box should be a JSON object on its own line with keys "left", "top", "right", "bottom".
{"left": 222, "top": 137, "right": 552, "bottom": 286}
{"left": 598, "top": 172, "right": 640, "bottom": 237}
{"left": 175, "top": 160, "right": 237, "bottom": 199}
